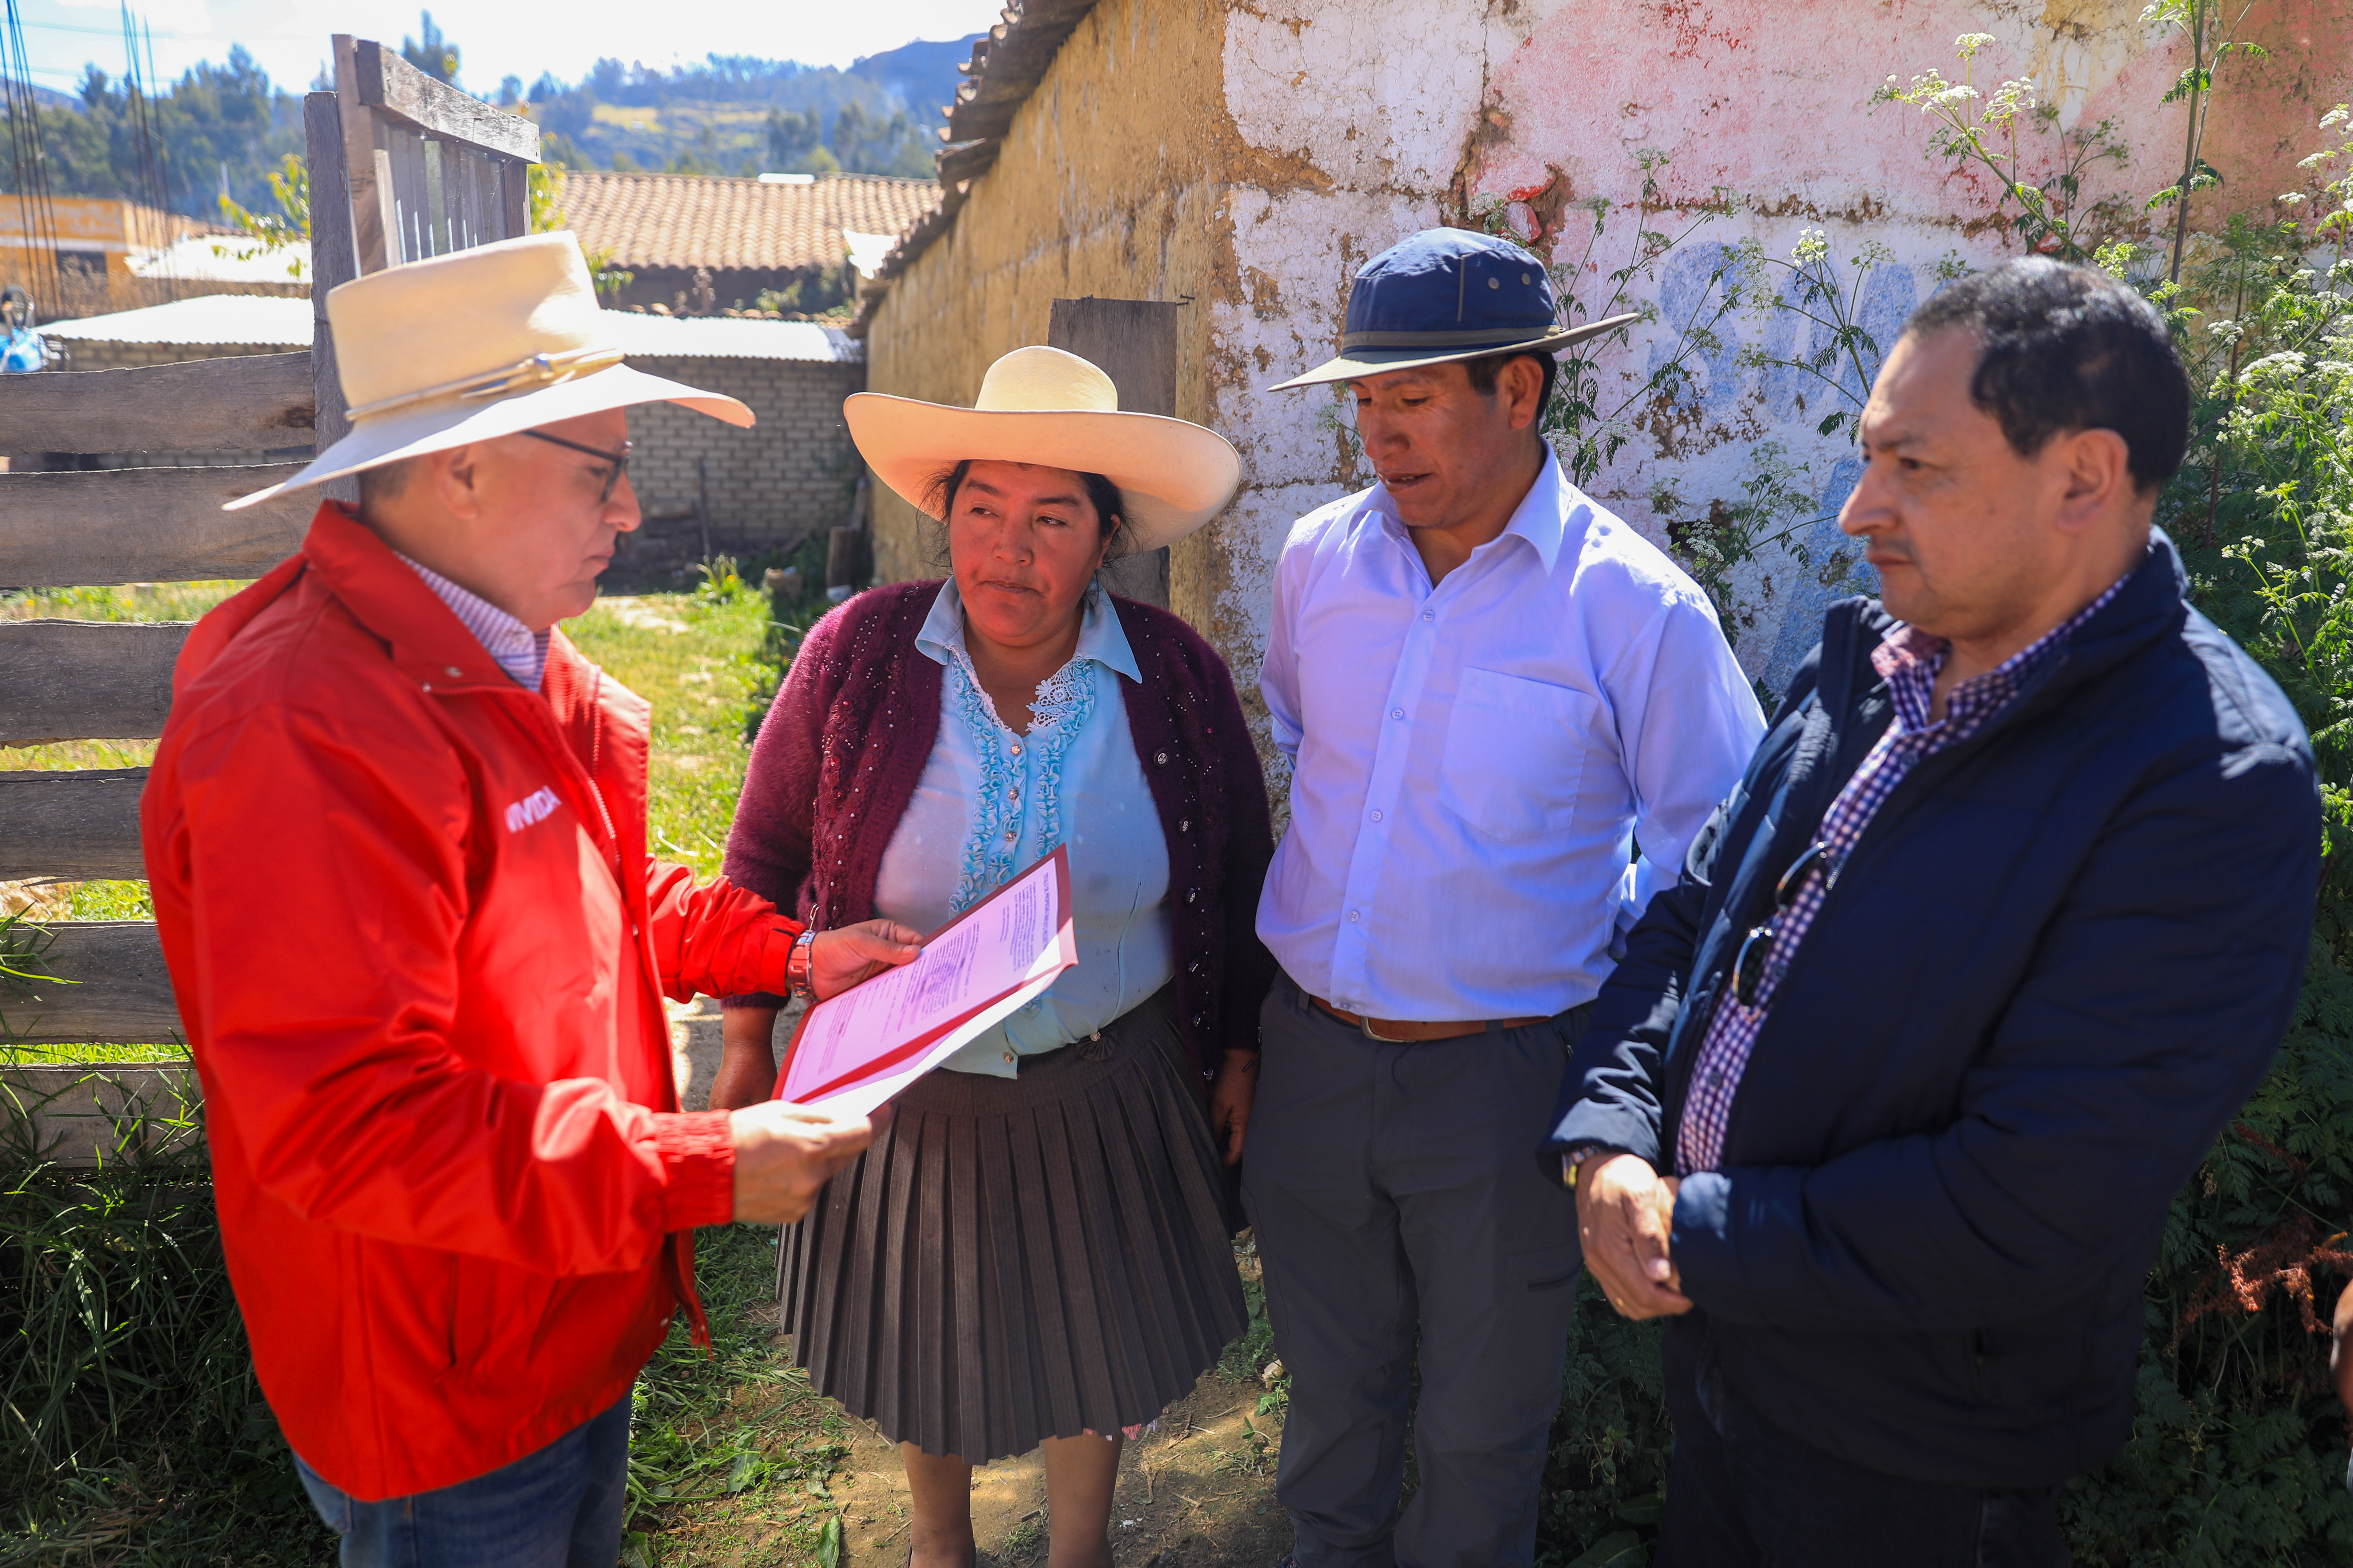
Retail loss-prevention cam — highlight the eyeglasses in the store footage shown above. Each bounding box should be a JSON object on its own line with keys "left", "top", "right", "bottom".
{"left": 523, "top": 428, "right": 634, "bottom": 503}
{"left": 1732, "top": 841, "right": 1832, "bottom": 1008}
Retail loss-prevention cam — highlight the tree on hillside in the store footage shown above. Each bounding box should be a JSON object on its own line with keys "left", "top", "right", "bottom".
{"left": 401, "top": 12, "right": 459, "bottom": 87}
{"left": 7, "top": 46, "right": 301, "bottom": 216}
{"left": 829, "top": 100, "right": 931, "bottom": 177}
{"left": 765, "top": 107, "right": 822, "bottom": 169}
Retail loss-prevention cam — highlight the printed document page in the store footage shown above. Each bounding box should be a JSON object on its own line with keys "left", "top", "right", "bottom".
{"left": 778, "top": 846, "right": 1075, "bottom": 1110}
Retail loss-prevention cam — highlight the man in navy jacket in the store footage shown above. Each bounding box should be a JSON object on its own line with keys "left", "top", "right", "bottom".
{"left": 1550, "top": 258, "right": 2321, "bottom": 1565}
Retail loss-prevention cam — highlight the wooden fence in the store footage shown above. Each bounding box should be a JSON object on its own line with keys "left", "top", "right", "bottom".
{"left": 0, "top": 36, "right": 537, "bottom": 1166}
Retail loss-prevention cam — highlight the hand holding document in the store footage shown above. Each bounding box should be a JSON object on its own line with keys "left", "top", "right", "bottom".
{"left": 774, "top": 846, "right": 1076, "bottom": 1117}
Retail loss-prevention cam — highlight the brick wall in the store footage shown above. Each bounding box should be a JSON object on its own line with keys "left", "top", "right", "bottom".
{"left": 621, "top": 354, "right": 864, "bottom": 567}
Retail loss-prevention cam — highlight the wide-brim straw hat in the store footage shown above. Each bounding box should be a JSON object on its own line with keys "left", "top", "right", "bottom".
{"left": 225, "top": 231, "right": 751, "bottom": 511}
{"left": 844, "top": 346, "right": 1241, "bottom": 555}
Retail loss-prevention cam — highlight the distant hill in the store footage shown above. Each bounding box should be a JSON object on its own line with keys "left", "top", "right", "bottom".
{"left": 1, "top": 47, "right": 303, "bottom": 220}
{"left": 532, "top": 35, "right": 978, "bottom": 178}
{"left": 2, "top": 32, "right": 974, "bottom": 216}
{"left": 847, "top": 36, "right": 973, "bottom": 123}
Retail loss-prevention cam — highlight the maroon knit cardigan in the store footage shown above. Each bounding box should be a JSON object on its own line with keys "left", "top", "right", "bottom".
{"left": 722, "top": 580, "right": 1277, "bottom": 1080}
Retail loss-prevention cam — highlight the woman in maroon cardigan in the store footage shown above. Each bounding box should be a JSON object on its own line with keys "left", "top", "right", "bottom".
{"left": 714, "top": 347, "right": 1275, "bottom": 1568}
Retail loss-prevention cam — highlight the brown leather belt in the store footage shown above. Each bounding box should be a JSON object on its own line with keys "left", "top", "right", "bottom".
{"left": 1310, "top": 993, "right": 1549, "bottom": 1044}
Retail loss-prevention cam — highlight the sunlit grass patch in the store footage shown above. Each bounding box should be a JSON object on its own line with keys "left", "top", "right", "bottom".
{"left": 1, "top": 581, "right": 248, "bottom": 623}
{"left": 567, "top": 561, "right": 817, "bottom": 882}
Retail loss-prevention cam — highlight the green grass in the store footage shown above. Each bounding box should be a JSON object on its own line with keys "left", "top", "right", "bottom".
{"left": 622, "top": 1226, "right": 857, "bottom": 1568}
{"left": 566, "top": 567, "right": 784, "bottom": 881}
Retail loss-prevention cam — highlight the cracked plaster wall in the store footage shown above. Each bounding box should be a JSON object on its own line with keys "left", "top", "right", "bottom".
{"left": 1213, "top": 0, "right": 2352, "bottom": 698}
{"left": 865, "top": 0, "right": 2348, "bottom": 759}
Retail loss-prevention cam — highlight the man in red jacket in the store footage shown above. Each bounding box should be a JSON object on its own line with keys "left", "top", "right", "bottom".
{"left": 142, "top": 232, "right": 918, "bottom": 1567}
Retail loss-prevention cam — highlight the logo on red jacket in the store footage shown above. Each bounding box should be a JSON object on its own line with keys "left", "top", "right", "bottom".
{"left": 503, "top": 787, "right": 563, "bottom": 834}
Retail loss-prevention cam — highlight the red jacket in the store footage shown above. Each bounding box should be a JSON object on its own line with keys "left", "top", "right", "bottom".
{"left": 143, "top": 504, "right": 801, "bottom": 1499}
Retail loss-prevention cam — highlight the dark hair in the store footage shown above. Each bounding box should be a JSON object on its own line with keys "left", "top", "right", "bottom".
{"left": 1460, "top": 349, "right": 1559, "bottom": 424}
{"left": 924, "top": 459, "right": 1129, "bottom": 554}
{"left": 356, "top": 455, "right": 420, "bottom": 510}
{"left": 1903, "top": 258, "right": 2188, "bottom": 492}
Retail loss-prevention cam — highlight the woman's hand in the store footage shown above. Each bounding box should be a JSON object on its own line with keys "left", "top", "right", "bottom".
{"left": 809, "top": 919, "right": 924, "bottom": 999}
{"left": 1208, "top": 1048, "right": 1259, "bottom": 1166}
{"left": 712, "top": 1006, "right": 783, "bottom": 1112}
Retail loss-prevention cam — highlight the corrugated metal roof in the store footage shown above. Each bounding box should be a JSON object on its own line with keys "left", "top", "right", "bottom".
{"left": 557, "top": 170, "right": 940, "bottom": 273}
{"left": 600, "top": 312, "right": 862, "bottom": 363}
{"left": 45, "top": 293, "right": 863, "bottom": 362}
{"left": 44, "top": 294, "right": 311, "bottom": 345}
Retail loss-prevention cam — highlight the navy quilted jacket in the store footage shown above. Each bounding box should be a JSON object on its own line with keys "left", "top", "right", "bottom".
{"left": 1548, "top": 530, "right": 2320, "bottom": 1488}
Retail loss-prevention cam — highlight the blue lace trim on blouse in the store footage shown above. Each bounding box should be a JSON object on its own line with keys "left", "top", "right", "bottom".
{"left": 944, "top": 646, "right": 1099, "bottom": 914}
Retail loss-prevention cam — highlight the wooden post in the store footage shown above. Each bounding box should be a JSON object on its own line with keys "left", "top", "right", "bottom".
{"left": 1046, "top": 298, "right": 1181, "bottom": 607}
{"left": 332, "top": 36, "right": 392, "bottom": 275}
{"left": 305, "top": 90, "right": 359, "bottom": 504}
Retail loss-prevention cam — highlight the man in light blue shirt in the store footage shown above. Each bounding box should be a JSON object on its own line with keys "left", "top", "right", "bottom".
{"left": 1246, "top": 228, "right": 1763, "bottom": 1568}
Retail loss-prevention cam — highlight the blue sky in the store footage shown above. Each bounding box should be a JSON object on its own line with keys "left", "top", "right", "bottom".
{"left": 14, "top": 0, "right": 1003, "bottom": 98}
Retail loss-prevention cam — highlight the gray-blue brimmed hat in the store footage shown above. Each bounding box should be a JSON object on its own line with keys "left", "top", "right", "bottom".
{"left": 1266, "top": 228, "right": 1638, "bottom": 391}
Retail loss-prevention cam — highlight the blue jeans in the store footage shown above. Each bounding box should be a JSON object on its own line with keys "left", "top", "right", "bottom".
{"left": 291, "top": 1397, "right": 632, "bottom": 1568}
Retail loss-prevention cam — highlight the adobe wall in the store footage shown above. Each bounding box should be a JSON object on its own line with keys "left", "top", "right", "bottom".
{"left": 621, "top": 353, "right": 865, "bottom": 568}
{"left": 861, "top": 0, "right": 1235, "bottom": 628}
{"left": 1214, "top": 0, "right": 2353, "bottom": 699}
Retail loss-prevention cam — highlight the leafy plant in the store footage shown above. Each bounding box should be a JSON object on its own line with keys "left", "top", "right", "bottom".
{"left": 2142, "top": 0, "right": 2270, "bottom": 282}
{"left": 0, "top": 1115, "right": 329, "bottom": 1563}
{"left": 214, "top": 151, "right": 309, "bottom": 275}
{"left": 1872, "top": 32, "right": 2133, "bottom": 262}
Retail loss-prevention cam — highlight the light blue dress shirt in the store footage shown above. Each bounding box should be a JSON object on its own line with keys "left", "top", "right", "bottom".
{"left": 873, "top": 580, "right": 1175, "bottom": 1077}
{"left": 1257, "top": 449, "right": 1765, "bottom": 1022}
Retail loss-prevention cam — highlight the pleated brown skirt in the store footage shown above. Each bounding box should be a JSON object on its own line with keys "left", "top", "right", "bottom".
{"left": 777, "top": 984, "right": 1249, "bottom": 1461}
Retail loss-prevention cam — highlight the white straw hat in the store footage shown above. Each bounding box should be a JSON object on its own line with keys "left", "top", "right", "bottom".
{"left": 844, "top": 346, "right": 1241, "bottom": 554}
{"left": 225, "top": 231, "right": 751, "bottom": 511}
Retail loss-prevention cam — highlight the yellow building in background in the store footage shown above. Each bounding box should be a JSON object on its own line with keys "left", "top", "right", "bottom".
{"left": 0, "top": 196, "right": 289, "bottom": 321}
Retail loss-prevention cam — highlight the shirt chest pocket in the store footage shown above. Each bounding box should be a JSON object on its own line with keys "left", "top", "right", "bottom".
{"left": 1438, "top": 668, "right": 1603, "bottom": 843}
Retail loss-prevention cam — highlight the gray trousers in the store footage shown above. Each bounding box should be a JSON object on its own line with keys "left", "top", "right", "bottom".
{"left": 1242, "top": 976, "right": 1587, "bottom": 1568}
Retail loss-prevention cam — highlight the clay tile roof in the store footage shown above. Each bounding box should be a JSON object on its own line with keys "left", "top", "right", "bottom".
{"left": 554, "top": 170, "right": 941, "bottom": 273}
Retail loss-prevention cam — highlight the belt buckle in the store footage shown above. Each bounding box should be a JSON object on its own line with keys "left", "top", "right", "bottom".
{"left": 1358, "top": 1014, "right": 1411, "bottom": 1044}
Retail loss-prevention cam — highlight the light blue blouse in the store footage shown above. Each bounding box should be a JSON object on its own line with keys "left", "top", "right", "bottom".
{"left": 871, "top": 580, "right": 1176, "bottom": 1077}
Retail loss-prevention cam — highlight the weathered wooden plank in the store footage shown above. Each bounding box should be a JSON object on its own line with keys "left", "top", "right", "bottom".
{"left": 0, "top": 353, "right": 314, "bottom": 456}
{"left": 0, "top": 622, "right": 188, "bottom": 745}
{"left": 936, "top": 138, "right": 1000, "bottom": 186}
{"left": 0, "top": 465, "right": 308, "bottom": 587}
{"left": 1049, "top": 297, "right": 1181, "bottom": 608}
{"left": 306, "top": 88, "right": 361, "bottom": 504}
{"left": 499, "top": 156, "right": 526, "bottom": 240}
{"left": 1, "top": 921, "right": 181, "bottom": 1046}
{"left": 0, "top": 1063, "right": 200, "bottom": 1169}
{"left": 333, "top": 36, "right": 387, "bottom": 275}
{"left": 353, "top": 38, "right": 539, "bottom": 163}
{"left": 0, "top": 769, "right": 145, "bottom": 880}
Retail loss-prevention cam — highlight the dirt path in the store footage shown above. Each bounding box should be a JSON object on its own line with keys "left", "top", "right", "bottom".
{"left": 831, "top": 1368, "right": 1291, "bottom": 1568}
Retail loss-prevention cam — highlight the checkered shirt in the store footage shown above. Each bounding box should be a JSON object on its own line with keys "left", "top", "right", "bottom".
{"left": 396, "top": 551, "right": 552, "bottom": 693}
{"left": 1672, "top": 573, "right": 2131, "bottom": 1176}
